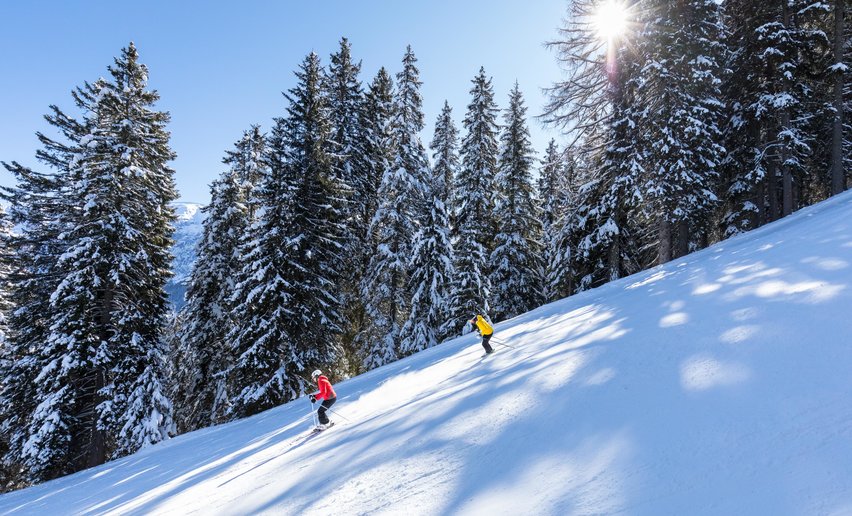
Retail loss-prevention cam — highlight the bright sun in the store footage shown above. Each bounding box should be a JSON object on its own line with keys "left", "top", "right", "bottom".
{"left": 593, "top": 0, "right": 629, "bottom": 41}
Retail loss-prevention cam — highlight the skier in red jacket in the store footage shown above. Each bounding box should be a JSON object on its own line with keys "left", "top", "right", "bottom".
{"left": 309, "top": 369, "right": 337, "bottom": 429}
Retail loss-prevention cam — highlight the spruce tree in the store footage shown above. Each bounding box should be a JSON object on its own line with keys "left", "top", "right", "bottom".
{"left": 354, "top": 68, "right": 396, "bottom": 372}
{"left": 489, "top": 83, "right": 543, "bottom": 321}
{"left": 635, "top": 0, "right": 726, "bottom": 262}
{"left": 92, "top": 43, "right": 177, "bottom": 456}
{"left": 0, "top": 162, "right": 73, "bottom": 486}
{"left": 544, "top": 0, "right": 646, "bottom": 288}
{"left": 722, "top": 0, "right": 824, "bottom": 232}
{"left": 538, "top": 140, "right": 565, "bottom": 302}
{"left": 172, "top": 127, "right": 265, "bottom": 431}
{"left": 446, "top": 67, "right": 499, "bottom": 334}
{"left": 431, "top": 101, "right": 459, "bottom": 205}
{"left": 400, "top": 173, "right": 454, "bottom": 355}
{"left": 0, "top": 207, "right": 9, "bottom": 349}
{"left": 400, "top": 106, "right": 459, "bottom": 354}
{"left": 830, "top": 0, "right": 848, "bottom": 194}
{"left": 358, "top": 47, "right": 428, "bottom": 370}
{"left": 325, "top": 38, "right": 365, "bottom": 369}
{"left": 0, "top": 206, "right": 19, "bottom": 488}
{"left": 1, "top": 43, "right": 177, "bottom": 483}
{"left": 545, "top": 153, "right": 586, "bottom": 299}
{"left": 393, "top": 45, "right": 431, "bottom": 220}
{"left": 720, "top": 1, "right": 767, "bottom": 237}
{"left": 228, "top": 53, "right": 345, "bottom": 417}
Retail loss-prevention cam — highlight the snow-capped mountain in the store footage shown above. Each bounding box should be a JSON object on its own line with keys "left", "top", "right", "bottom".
{"left": 2, "top": 192, "right": 851, "bottom": 514}
{"left": 167, "top": 202, "right": 206, "bottom": 309}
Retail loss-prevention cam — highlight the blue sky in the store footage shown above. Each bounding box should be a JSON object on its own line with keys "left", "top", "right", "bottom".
{"left": 0, "top": 1, "right": 566, "bottom": 204}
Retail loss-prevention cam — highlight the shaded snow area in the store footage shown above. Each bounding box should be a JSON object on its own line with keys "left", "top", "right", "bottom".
{"left": 167, "top": 202, "right": 205, "bottom": 308}
{"left": 3, "top": 192, "right": 852, "bottom": 515}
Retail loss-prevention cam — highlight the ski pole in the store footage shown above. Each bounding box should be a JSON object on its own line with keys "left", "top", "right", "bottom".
{"left": 314, "top": 404, "right": 351, "bottom": 422}
{"left": 309, "top": 399, "right": 319, "bottom": 427}
{"left": 491, "top": 337, "right": 515, "bottom": 349}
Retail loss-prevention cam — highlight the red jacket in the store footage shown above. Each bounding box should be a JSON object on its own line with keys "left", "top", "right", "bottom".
{"left": 315, "top": 375, "right": 336, "bottom": 401}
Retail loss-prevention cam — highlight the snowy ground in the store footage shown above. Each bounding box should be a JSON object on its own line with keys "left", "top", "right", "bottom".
{"left": 3, "top": 192, "right": 852, "bottom": 515}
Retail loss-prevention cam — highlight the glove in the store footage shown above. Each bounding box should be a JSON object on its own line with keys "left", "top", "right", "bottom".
{"left": 309, "top": 395, "right": 316, "bottom": 403}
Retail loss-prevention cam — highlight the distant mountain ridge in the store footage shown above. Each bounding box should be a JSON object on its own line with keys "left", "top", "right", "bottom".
{"left": 167, "top": 202, "right": 206, "bottom": 309}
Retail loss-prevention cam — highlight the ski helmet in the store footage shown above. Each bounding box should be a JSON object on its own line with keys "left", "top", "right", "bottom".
{"left": 311, "top": 369, "right": 322, "bottom": 380}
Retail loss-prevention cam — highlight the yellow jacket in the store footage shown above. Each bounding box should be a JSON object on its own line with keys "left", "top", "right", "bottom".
{"left": 471, "top": 315, "right": 493, "bottom": 336}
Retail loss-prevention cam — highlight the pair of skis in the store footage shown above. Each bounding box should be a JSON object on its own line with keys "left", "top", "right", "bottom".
{"left": 311, "top": 421, "right": 335, "bottom": 433}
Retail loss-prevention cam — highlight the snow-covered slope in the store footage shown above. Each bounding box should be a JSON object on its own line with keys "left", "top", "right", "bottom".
{"left": 3, "top": 192, "right": 852, "bottom": 515}
{"left": 166, "top": 202, "right": 205, "bottom": 308}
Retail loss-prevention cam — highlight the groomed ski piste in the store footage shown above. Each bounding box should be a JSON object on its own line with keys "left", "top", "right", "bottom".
{"left": 3, "top": 192, "right": 852, "bottom": 515}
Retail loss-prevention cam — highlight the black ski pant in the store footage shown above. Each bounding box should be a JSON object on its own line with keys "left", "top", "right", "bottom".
{"left": 318, "top": 397, "right": 336, "bottom": 425}
{"left": 481, "top": 333, "right": 494, "bottom": 353}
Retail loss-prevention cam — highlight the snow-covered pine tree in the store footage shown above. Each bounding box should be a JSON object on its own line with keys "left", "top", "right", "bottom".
{"left": 394, "top": 45, "right": 432, "bottom": 222}
{"left": 360, "top": 68, "right": 395, "bottom": 242}
{"left": 325, "top": 38, "right": 365, "bottom": 368}
{"left": 794, "top": 2, "right": 840, "bottom": 207}
{"left": 543, "top": 0, "right": 644, "bottom": 290}
{"left": 538, "top": 140, "right": 564, "bottom": 302}
{"left": 172, "top": 127, "right": 265, "bottom": 432}
{"left": 399, "top": 108, "right": 458, "bottom": 355}
{"left": 227, "top": 52, "right": 345, "bottom": 418}
{"left": 431, "top": 101, "right": 459, "bottom": 205}
{"left": 400, "top": 172, "right": 454, "bottom": 355}
{"left": 488, "top": 83, "right": 543, "bottom": 322}
{"left": 445, "top": 67, "right": 499, "bottom": 334}
{"left": 830, "top": 0, "right": 849, "bottom": 194}
{"left": 326, "top": 37, "right": 364, "bottom": 198}
{"left": 0, "top": 207, "right": 9, "bottom": 350}
{"left": 635, "top": 0, "right": 726, "bottom": 262}
{"left": 91, "top": 43, "right": 177, "bottom": 456}
{"left": 721, "top": 0, "right": 829, "bottom": 235}
{"left": 353, "top": 68, "right": 397, "bottom": 372}
{"left": 0, "top": 205, "right": 17, "bottom": 488}
{"left": 1, "top": 43, "right": 177, "bottom": 483}
{"left": 538, "top": 140, "right": 562, "bottom": 235}
{"left": 538, "top": 140, "right": 583, "bottom": 302}
{"left": 0, "top": 159, "right": 76, "bottom": 487}
{"left": 547, "top": 153, "right": 588, "bottom": 299}
{"left": 358, "top": 47, "right": 428, "bottom": 370}
{"left": 720, "top": 0, "right": 767, "bottom": 237}
{"left": 837, "top": 0, "right": 851, "bottom": 192}
{"left": 762, "top": 1, "right": 819, "bottom": 218}
{"left": 18, "top": 81, "right": 117, "bottom": 481}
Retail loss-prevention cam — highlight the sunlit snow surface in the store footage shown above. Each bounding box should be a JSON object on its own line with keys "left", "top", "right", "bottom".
{"left": 3, "top": 192, "right": 852, "bottom": 515}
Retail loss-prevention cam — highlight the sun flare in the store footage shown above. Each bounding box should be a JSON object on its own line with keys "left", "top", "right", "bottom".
{"left": 593, "top": 0, "right": 629, "bottom": 41}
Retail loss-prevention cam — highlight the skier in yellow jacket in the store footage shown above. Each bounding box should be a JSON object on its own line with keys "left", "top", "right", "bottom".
{"left": 469, "top": 314, "right": 494, "bottom": 354}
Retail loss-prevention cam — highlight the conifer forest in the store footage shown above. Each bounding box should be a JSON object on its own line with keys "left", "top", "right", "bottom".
{"left": 0, "top": 0, "right": 848, "bottom": 492}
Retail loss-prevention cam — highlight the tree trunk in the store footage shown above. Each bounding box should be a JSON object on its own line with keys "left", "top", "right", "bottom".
{"left": 780, "top": 1, "right": 793, "bottom": 216}
{"left": 85, "top": 371, "right": 107, "bottom": 469}
{"left": 751, "top": 121, "right": 764, "bottom": 229}
{"left": 781, "top": 0, "right": 794, "bottom": 217}
{"left": 831, "top": 0, "right": 846, "bottom": 195}
{"left": 781, "top": 125, "right": 793, "bottom": 216}
{"left": 608, "top": 233, "right": 621, "bottom": 282}
{"left": 86, "top": 285, "right": 113, "bottom": 469}
{"left": 608, "top": 204, "right": 622, "bottom": 282}
{"left": 767, "top": 159, "right": 779, "bottom": 222}
{"left": 756, "top": 179, "right": 766, "bottom": 228}
{"left": 675, "top": 219, "right": 689, "bottom": 258}
{"left": 658, "top": 216, "right": 672, "bottom": 265}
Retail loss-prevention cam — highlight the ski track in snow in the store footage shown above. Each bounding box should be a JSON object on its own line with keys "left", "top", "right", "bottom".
{"left": 2, "top": 192, "right": 852, "bottom": 514}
